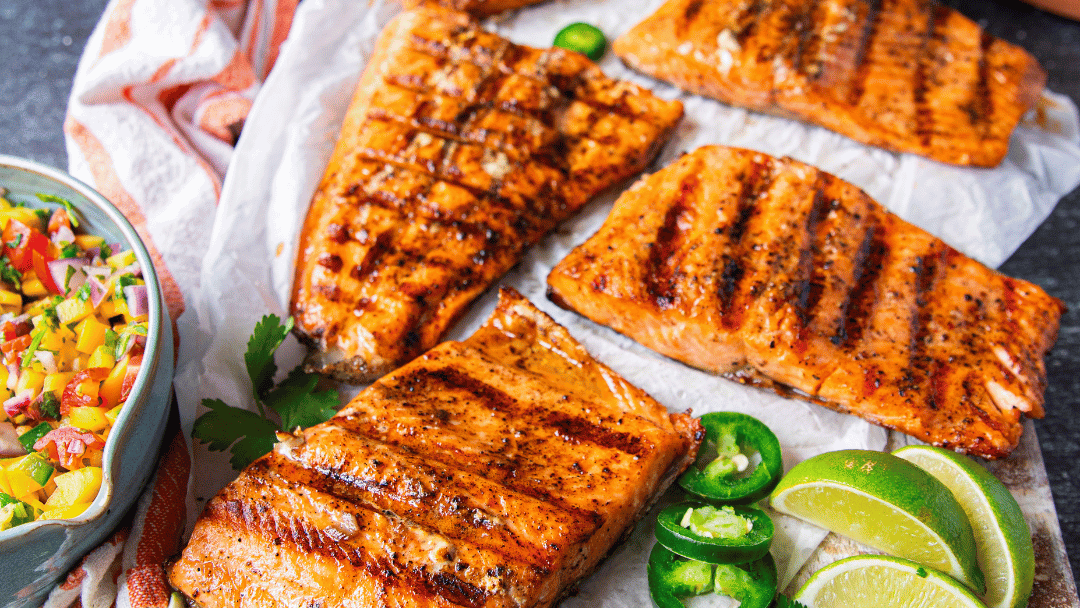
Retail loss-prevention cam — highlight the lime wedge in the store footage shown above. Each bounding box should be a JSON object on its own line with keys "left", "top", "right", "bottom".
{"left": 894, "top": 445, "right": 1034, "bottom": 608}
{"left": 794, "top": 555, "right": 988, "bottom": 608}
{"left": 769, "top": 449, "right": 985, "bottom": 594}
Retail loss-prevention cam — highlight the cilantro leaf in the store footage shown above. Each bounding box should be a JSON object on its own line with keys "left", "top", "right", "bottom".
{"left": 35, "top": 193, "right": 80, "bottom": 227}
{"left": 244, "top": 314, "right": 294, "bottom": 402}
{"left": 0, "top": 256, "right": 20, "bottom": 289}
{"left": 191, "top": 315, "right": 339, "bottom": 471}
{"left": 192, "top": 398, "right": 280, "bottom": 469}
{"left": 916, "top": 567, "right": 928, "bottom": 578}
{"left": 265, "top": 367, "right": 338, "bottom": 431}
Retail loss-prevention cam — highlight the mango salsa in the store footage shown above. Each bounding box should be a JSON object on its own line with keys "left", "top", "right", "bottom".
{"left": 0, "top": 193, "right": 148, "bottom": 530}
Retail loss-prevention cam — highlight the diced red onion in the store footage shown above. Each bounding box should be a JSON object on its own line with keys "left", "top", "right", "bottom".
{"left": 0, "top": 421, "right": 25, "bottom": 457}
{"left": 124, "top": 284, "right": 149, "bottom": 318}
{"left": 34, "top": 350, "right": 58, "bottom": 374}
{"left": 87, "top": 276, "right": 108, "bottom": 307}
{"left": 118, "top": 263, "right": 142, "bottom": 278}
{"left": 83, "top": 265, "right": 110, "bottom": 279}
{"left": 48, "top": 258, "right": 88, "bottom": 296}
{"left": 51, "top": 225, "right": 76, "bottom": 246}
{"left": 3, "top": 390, "right": 33, "bottom": 419}
{"left": 107, "top": 243, "right": 122, "bottom": 257}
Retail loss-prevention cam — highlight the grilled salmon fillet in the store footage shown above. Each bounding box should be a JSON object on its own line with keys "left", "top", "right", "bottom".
{"left": 612, "top": 0, "right": 1045, "bottom": 167}
{"left": 169, "top": 288, "right": 701, "bottom": 608}
{"left": 547, "top": 146, "right": 1064, "bottom": 459}
{"left": 399, "top": 0, "right": 547, "bottom": 16}
{"left": 290, "top": 7, "right": 683, "bottom": 383}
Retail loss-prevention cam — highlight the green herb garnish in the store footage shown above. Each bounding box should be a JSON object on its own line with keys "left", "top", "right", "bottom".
{"left": 191, "top": 315, "right": 338, "bottom": 470}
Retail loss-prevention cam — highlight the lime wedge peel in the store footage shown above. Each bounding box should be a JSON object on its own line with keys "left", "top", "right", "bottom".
{"left": 894, "top": 445, "right": 1034, "bottom": 608}
{"left": 794, "top": 554, "right": 989, "bottom": 608}
{"left": 769, "top": 449, "right": 985, "bottom": 594}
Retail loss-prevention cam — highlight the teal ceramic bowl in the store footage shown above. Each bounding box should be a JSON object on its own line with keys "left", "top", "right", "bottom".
{"left": 0, "top": 156, "right": 173, "bottom": 608}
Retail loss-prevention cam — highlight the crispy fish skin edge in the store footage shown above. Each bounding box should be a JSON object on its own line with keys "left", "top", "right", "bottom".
{"left": 546, "top": 146, "right": 1064, "bottom": 460}
{"left": 289, "top": 8, "right": 684, "bottom": 384}
{"left": 611, "top": 0, "right": 1046, "bottom": 168}
{"left": 168, "top": 287, "right": 704, "bottom": 607}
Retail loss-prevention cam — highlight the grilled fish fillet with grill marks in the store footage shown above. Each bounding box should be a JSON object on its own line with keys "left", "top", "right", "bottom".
{"left": 612, "top": 0, "right": 1045, "bottom": 167}
{"left": 546, "top": 146, "right": 1064, "bottom": 459}
{"left": 290, "top": 7, "right": 683, "bottom": 383}
{"left": 168, "top": 288, "right": 702, "bottom": 608}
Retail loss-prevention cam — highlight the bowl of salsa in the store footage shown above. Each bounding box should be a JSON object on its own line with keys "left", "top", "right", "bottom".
{"left": 0, "top": 155, "right": 173, "bottom": 607}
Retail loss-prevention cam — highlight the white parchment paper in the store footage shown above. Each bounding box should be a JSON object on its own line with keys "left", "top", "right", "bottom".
{"left": 172, "top": 0, "right": 1080, "bottom": 600}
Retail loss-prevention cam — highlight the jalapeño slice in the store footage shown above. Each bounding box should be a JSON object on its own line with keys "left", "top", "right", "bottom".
{"left": 655, "top": 501, "right": 773, "bottom": 565}
{"left": 648, "top": 543, "right": 778, "bottom": 608}
{"left": 678, "top": 411, "right": 783, "bottom": 504}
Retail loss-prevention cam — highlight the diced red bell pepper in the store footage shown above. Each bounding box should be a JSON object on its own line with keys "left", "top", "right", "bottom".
{"left": 3, "top": 220, "right": 50, "bottom": 273}
{"left": 31, "top": 250, "right": 62, "bottom": 295}
{"left": 0, "top": 320, "right": 31, "bottom": 342}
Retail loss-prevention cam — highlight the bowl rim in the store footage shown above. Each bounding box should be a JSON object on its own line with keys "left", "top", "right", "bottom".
{"left": 0, "top": 155, "right": 168, "bottom": 541}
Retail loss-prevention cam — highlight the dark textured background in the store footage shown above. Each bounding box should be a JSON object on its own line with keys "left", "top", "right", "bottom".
{"left": 1, "top": 0, "right": 1077, "bottom": 580}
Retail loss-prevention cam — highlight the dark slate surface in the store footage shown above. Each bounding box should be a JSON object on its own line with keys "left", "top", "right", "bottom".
{"left": 1, "top": 0, "right": 1078, "bottom": 581}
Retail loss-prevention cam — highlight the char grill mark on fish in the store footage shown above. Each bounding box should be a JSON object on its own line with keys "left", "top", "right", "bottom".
{"left": 170, "top": 289, "right": 701, "bottom": 608}
{"left": 848, "top": 0, "right": 883, "bottom": 106}
{"left": 613, "top": 0, "right": 1045, "bottom": 166}
{"left": 719, "top": 159, "right": 773, "bottom": 330}
{"left": 292, "top": 8, "right": 683, "bottom": 383}
{"left": 547, "top": 146, "right": 1064, "bottom": 458}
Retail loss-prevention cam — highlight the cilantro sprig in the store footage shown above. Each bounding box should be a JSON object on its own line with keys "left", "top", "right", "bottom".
{"left": 191, "top": 315, "right": 338, "bottom": 470}
{"left": 775, "top": 596, "right": 809, "bottom": 608}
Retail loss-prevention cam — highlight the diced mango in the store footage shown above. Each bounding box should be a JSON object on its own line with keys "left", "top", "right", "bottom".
{"left": 21, "top": 279, "right": 47, "bottom": 298}
{"left": 56, "top": 298, "right": 94, "bottom": 325}
{"left": 75, "top": 316, "right": 109, "bottom": 354}
{"left": 22, "top": 494, "right": 46, "bottom": 513}
{"left": 0, "top": 290, "right": 21, "bottom": 307}
{"left": 57, "top": 344, "right": 79, "bottom": 370}
{"left": 22, "top": 297, "right": 56, "bottom": 318}
{"left": 74, "top": 234, "right": 106, "bottom": 251}
{"left": 106, "top": 249, "right": 136, "bottom": 269}
{"left": 43, "top": 371, "right": 75, "bottom": 393}
{"left": 104, "top": 404, "right": 122, "bottom": 425}
{"left": 0, "top": 470, "right": 11, "bottom": 497}
{"left": 87, "top": 345, "right": 115, "bottom": 369}
{"left": 40, "top": 325, "right": 75, "bottom": 352}
{"left": 0, "top": 207, "right": 45, "bottom": 231}
{"left": 45, "top": 467, "right": 102, "bottom": 509}
{"left": 96, "top": 298, "right": 118, "bottom": 319}
{"left": 99, "top": 358, "right": 128, "bottom": 409}
{"left": 40, "top": 502, "right": 92, "bottom": 521}
{"left": 6, "top": 469, "right": 44, "bottom": 500}
{"left": 16, "top": 369, "right": 44, "bottom": 394}
{"left": 68, "top": 407, "right": 109, "bottom": 433}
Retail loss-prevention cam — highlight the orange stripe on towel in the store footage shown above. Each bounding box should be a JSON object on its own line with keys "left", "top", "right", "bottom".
{"left": 98, "top": 0, "right": 137, "bottom": 59}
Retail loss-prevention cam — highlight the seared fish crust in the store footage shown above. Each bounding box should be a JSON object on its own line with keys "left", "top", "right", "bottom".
{"left": 547, "top": 146, "right": 1063, "bottom": 459}
{"left": 399, "top": 0, "right": 548, "bottom": 16}
{"left": 169, "top": 288, "right": 701, "bottom": 608}
{"left": 290, "top": 7, "right": 683, "bottom": 383}
{"left": 613, "top": 0, "right": 1045, "bottom": 167}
